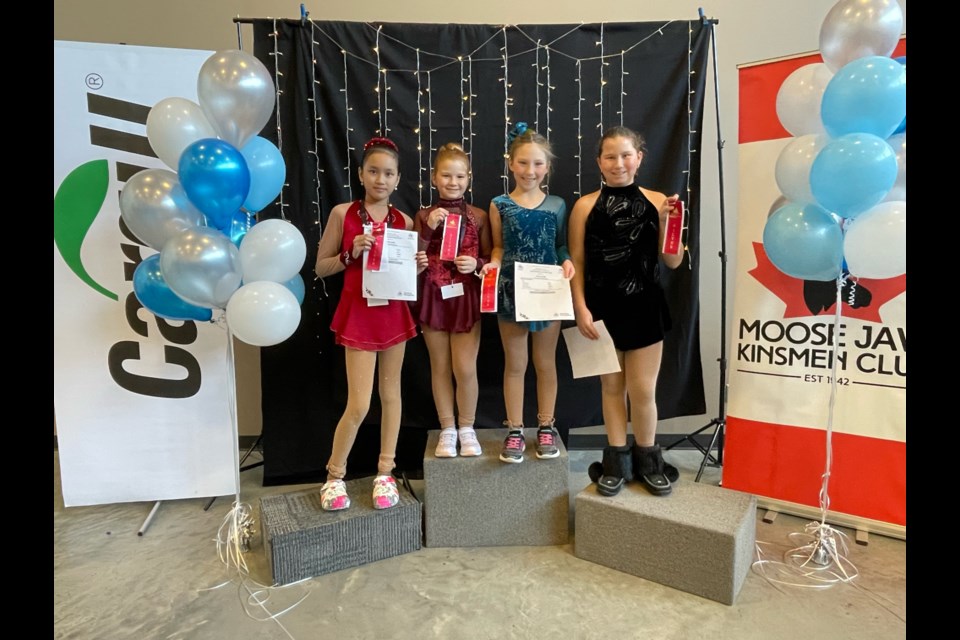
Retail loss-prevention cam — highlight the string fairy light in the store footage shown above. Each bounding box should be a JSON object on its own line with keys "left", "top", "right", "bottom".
{"left": 534, "top": 40, "right": 541, "bottom": 132}
{"left": 596, "top": 22, "right": 605, "bottom": 134}
{"left": 545, "top": 45, "right": 552, "bottom": 140}
{"left": 619, "top": 49, "right": 627, "bottom": 126}
{"left": 501, "top": 26, "right": 510, "bottom": 194}
{"left": 416, "top": 49, "right": 425, "bottom": 209}
{"left": 341, "top": 48, "right": 354, "bottom": 200}
{"left": 468, "top": 55, "right": 476, "bottom": 203}
{"left": 574, "top": 59, "right": 583, "bottom": 197}
{"left": 682, "top": 20, "right": 695, "bottom": 264}
{"left": 383, "top": 69, "right": 391, "bottom": 135}
{"left": 460, "top": 56, "right": 467, "bottom": 151}
{"left": 427, "top": 69, "right": 435, "bottom": 196}
{"left": 309, "top": 21, "right": 324, "bottom": 228}
{"left": 374, "top": 25, "right": 383, "bottom": 135}
{"left": 268, "top": 19, "right": 288, "bottom": 220}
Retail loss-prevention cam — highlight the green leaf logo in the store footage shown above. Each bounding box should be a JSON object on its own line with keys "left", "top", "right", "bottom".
{"left": 54, "top": 160, "right": 117, "bottom": 300}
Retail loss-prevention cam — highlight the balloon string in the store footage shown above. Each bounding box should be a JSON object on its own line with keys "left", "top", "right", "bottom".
{"left": 752, "top": 272, "right": 859, "bottom": 590}
{"left": 200, "top": 319, "right": 308, "bottom": 637}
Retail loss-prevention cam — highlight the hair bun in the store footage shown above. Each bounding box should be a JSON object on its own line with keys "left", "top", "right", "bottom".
{"left": 363, "top": 137, "right": 399, "bottom": 153}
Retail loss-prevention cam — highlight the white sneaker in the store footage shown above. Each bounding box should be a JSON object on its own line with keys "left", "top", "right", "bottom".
{"left": 435, "top": 428, "right": 458, "bottom": 457}
{"left": 458, "top": 428, "right": 482, "bottom": 457}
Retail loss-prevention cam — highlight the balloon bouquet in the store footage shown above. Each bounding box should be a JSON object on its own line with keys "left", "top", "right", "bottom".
{"left": 121, "top": 50, "right": 306, "bottom": 348}
{"left": 765, "top": 0, "right": 905, "bottom": 284}
{"left": 759, "top": 0, "right": 904, "bottom": 580}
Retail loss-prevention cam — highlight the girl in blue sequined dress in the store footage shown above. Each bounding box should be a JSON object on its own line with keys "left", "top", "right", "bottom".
{"left": 481, "top": 125, "right": 575, "bottom": 464}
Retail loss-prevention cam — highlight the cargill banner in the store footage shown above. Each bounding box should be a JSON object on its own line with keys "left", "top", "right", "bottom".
{"left": 54, "top": 41, "right": 237, "bottom": 506}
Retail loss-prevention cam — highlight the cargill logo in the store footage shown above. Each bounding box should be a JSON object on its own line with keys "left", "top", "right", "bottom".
{"left": 54, "top": 92, "right": 203, "bottom": 399}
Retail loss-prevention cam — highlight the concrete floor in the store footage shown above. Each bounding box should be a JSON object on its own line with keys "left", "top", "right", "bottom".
{"left": 54, "top": 447, "right": 906, "bottom": 640}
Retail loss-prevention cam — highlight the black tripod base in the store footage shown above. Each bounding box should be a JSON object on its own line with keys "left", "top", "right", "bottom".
{"left": 665, "top": 418, "right": 725, "bottom": 483}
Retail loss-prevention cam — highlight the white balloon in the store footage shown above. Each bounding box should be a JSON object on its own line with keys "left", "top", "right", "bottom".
{"left": 146, "top": 98, "right": 218, "bottom": 170}
{"left": 843, "top": 200, "right": 906, "bottom": 279}
{"left": 883, "top": 132, "right": 906, "bottom": 202}
{"left": 197, "top": 50, "right": 276, "bottom": 149}
{"left": 239, "top": 218, "right": 307, "bottom": 284}
{"left": 775, "top": 134, "right": 828, "bottom": 205}
{"left": 819, "top": 0, "right": 904, "bottom": 72}
{"left": 776, "top": 63, "right": 833, "bottom": 137}
{"left": 226, "top": 281, "right": 301, "bottom": 347}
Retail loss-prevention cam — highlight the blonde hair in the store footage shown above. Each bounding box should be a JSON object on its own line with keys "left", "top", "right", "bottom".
{"left": 433, "top": 143, "right": 471, "bottom": 175}
{"left": 507, "top": 128, "right": 555, "bottom": 165}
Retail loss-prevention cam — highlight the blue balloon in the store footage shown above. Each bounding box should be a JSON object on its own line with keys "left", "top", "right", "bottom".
{"left": 810, "top": 133, "right": 898, "bottom": 218}
{"left": 821, "top": 56, "right": 906, "bottom": 139}
{"left": 892, "top": 56, "right": 906, "bottom": 134}
{"left": 227, "top": 210, "right": 255, "bottom": 247}
{"left": 240, "top": 136, "right": 286, "bottom": 213}
{"left": 178, "top": 138, "right": 251, "bottom": 231}
{"left": 282, "top": 273, "right": 306, "bottom": 305}
{"left": 133, "top": 253, "right": 213, "bottom": 322}
{"left": 763, "top": 203, "right": 843, "bottom": 281}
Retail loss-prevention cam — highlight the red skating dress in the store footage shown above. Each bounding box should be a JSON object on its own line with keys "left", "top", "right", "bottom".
{"left": 329, "top": 200, "right": 418, "bottom": 351}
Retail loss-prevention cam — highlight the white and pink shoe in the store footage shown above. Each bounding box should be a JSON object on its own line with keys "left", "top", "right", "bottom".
{"left": 372, "top": 475, "right": 400, "bottom": 509}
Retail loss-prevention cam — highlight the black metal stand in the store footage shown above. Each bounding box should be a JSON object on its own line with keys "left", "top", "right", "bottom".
{"left": 665, "top": 9, "right": 728, "bottom": 484}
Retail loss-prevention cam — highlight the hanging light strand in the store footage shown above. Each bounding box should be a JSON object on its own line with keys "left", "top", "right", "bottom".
{"left": 416, "top": 49, "right": 424, "bottom": 209}
{"left": 341, "top": 48, "right": 354, "bottom": 200}
{"left": 268, "top": 19, "right": 288, "bottom": 219}
{"left": 501, "top": 26, "right": 510, "bottom": 194}
{"left": 308, "top": 21, "right": 324, "bottom": 228}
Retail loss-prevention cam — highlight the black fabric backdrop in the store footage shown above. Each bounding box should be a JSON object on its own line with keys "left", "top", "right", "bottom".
{"left": 250, "top": 20, "right": 708, "bottom": 485}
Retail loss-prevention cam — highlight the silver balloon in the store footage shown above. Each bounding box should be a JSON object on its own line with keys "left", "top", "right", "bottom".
{"left": 819, "top": 0, "right": 903, "bottom": 72}
{"left": 197, "top": 50, "right": 275, "bottom": 149}
{"left": 160, "top": 227, "right": 243, "bottom": 309}
{"left": 883, "top": 132, "right": 905, "bottom": 202}
{"left": 120, "top": 169, "right": 207, "bottom": 252}
{"left": 775, "top": 134, "right": 828, "bottom": 205}
{"left": 146, "top": 98, "right": 218, "bottom": 170}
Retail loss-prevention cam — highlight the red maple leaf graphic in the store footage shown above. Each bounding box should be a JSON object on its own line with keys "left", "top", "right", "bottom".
{"left": 748, "top": 242, "right": 906, "bottom": 322}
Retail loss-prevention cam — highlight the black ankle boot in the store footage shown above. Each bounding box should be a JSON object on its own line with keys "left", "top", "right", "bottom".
{"left": 588, "top": 446, "right": 633, "bottom": 497}
{"left": 633, "top": 444, "right": 673, "bottom": 496}
{"left": 631, "top": 442, "right": 680, "bottom": 484}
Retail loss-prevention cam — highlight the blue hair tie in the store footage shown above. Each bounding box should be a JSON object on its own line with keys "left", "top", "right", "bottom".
{"left": 507, "top": 121, "right": 529, "bottom": 145}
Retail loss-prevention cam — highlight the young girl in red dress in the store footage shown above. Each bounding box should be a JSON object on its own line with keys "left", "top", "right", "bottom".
{"left": 314, "top": 137, "right": 428, "bottom": 511}
{"left": 412, "top": 143, "right": 492, "bottom": 458}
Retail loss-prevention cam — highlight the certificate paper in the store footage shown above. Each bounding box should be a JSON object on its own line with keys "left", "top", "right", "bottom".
{"left": 561, "top": 320, "right": 622, "bottom": 378}
{"left": 513, "top": 262, "right": 574, "bottom": 322}
{"left": 362, "top": 229, "right": 418, "bottom": 301}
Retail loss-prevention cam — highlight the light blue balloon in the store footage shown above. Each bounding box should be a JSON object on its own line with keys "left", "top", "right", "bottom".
{"left": 133, "top": 254, "right": 213, "bottom": 322}
{"left": 227, "top": 210, "right": 255, "bottom": 247}
{"left": 282, "top": 273, "right": 306, "bottom": 305}
{"left": 763, "top": 202, "right": 843, "bottom": 282}
{"left": 892, "top": 56, "right": 906, "bottom": 134}
{"left": 240, "top": 136, "right": 286, "bottom": 213}
{"left": 810, "top": 133, "right": 898, "bottom": 218}
{"left": 821, "top": 56, "right": 906, "bottom": 139}
{"left": 178, "top": 138, "right": 251, "bottom": 231}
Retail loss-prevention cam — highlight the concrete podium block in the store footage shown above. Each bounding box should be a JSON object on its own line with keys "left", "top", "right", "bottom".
{"left": 259, "top": 476, "right": 422, "bottom": 585}
{"left": 574, "top": 481, "right": 756, "bottom": 605}
{"left": 423, "top": 428, "right": 569, "bottom": 547}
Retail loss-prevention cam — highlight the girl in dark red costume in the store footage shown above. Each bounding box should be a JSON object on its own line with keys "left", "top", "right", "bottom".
{"left": 412, "top": 143, "right": 492, "bottom": 458}
{"left": 569, "top": 127, "right": 683, "bottom": 497}
{"left": 314, "top": 137, "right": 428, "bottom": 511}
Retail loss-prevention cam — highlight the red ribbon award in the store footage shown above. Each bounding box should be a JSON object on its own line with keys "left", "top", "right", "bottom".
{"left": 480, "top": 266, "right": 499, "bottom": 313}
{"left": 662, "top": 200, "right": 684, "bottom": 256}
{"left": 439, "top": 213, "right": 462, "bottom": 262}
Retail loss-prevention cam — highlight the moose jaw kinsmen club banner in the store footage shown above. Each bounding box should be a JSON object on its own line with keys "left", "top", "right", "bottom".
{"left": 723, "top": 40, "right": 906, "bottom": 536}
{"left": 54, "top": 41, "right": 238, "bottom": 506}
